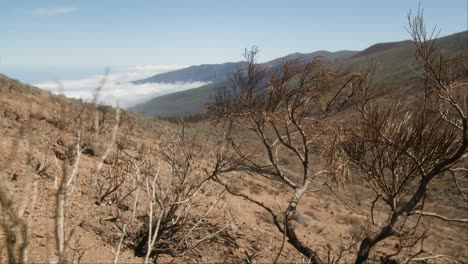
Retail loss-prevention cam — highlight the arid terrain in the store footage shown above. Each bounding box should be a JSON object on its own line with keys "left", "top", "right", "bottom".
{"left": 1, "top": 6, "right": 467, "bottom": 263}
{"left": 0, "top": 45, "right": 467, "bottom": 263}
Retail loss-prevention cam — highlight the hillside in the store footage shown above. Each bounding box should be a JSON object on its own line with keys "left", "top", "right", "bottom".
{"left": 133, "top": 62, "right": 244, "bottom": 84}
{"left": 2, "top": 1, "right": 467, "bottom": 262}
{"left": 343, "top": 31, "right": 467, "bottom": 87}
{"left": 0, "top": 74, "right": 252, "bottom": 263}
{"left": 350, "top": 40, "right": 412, "bottom": 58}
{"left": 131, "top": 81, "right": 229, "bottom": 116}
{"left": 1, "top": 61, "right": 466, "bottom": 263}
{"left": 130, "top": 50, "right": 359, "bottom": 116}
{"left": 133, "top": 50, "right": 357, "bottom": 85}
{"left": 130, "top": 31, "right": 467, "bottom": 117}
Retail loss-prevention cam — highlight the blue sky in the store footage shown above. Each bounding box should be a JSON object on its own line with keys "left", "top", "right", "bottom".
{"left": 2, "top": 1, "right": 467, "bottom": 68}
{"left": 0, "top": 0, "right": 466, "bottom": 106}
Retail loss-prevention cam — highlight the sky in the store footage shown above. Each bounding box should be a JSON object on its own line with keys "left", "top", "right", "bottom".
{"left": 0, "top": 0, "right": 466, "bottom": 107}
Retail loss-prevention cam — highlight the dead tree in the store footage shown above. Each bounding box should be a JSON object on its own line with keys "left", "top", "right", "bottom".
{"left": 342, "top": 9, "right": 467, "bottom": 264}
{"left": 0, "top": 81, "right": 120, "bottom": 263}
{"left": 52, "top": 88, "right": 120, "bottom": 263}
{"left": 0, "top": 119, "right": 38, "bottom": 264}
{"left": 130, "top": 125, "right": 239, "bottom": 263}
{"left": 209, "top": 47, "right": 372, "bottom": 263}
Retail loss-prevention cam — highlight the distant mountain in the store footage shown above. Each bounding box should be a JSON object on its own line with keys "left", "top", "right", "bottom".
{"left": 130, "top": 50, "right": 358, "bottom": 115}
{"left": 133, "top": 62, "right": 244, "bottom": 84}
{"left": 131, "top": 81, "right": 229, "bottom": 117}
{"left": 130, "top": 31, "right": 467, "bottom": 117}
{"left": 133, "top": 50, "right": 358, "bottom": 85}
{"left": 268, "top": 50, "right": 358, "bottom": 65}
{"left": 351, "top": 40, "right": 412, "bottom": 58}
{"left": 342, "top": 31, "right": 467, "bottom": 87}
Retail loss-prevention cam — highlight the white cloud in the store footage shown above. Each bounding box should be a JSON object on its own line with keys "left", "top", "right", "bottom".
{"left": 33, "top": 65, "right": 211, "bottom": 108}
{"left": 32, "top": 7, "right": 77, "bottom": 16}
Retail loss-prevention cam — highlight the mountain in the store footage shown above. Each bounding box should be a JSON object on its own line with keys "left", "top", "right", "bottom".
{"left": 268, "top": 50, "right": 358, "bottom": 65}
{"left": 350, "top": 40, "right": 412, "bottom": 58}
{"left": 130, "top": 81, "right": 229, "bottom": 116}
{"left": 130, "top": 31, "right": 467, "bottom": 117}
{"left": 342, "top": 31, "right": 467, "bottom": 87}
{"left": 133, "top": 50, "right": 358, "bottom": 85}
{"left": 130, "top": 50, "right": 358, "bottom": 116}
{"left": 133, "top": 62, "right": 244, "bottom": 84}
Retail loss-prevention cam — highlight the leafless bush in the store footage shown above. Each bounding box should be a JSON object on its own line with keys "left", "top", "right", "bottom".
{"left": 115, "top": 126, "right": 237, "bottom": 263}
{"left": 340, "top": 8, "right": 467, "bottom": 263}
{"left": 206, "top": 8, "right": 466, "bottom": 263}
{"left": 51, "top": 89, "right": 120, "bottom": 263}
{"left": 209, "top": 47, "right": 372, "bottom": 264}
{"left": 96, "top": 145, "right": 133, "bottom": 206}
{"left": 0, "top": 119, "right": 38, "bottom": 263}
{"left": 0, "top": 82, "right": 120, "bottom": 263}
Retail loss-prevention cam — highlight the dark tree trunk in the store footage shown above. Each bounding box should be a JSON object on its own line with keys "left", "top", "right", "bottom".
{"left": 283, "top": 195, "right": 324, "bottom": 264}
{"left": 354, "top": 227, "right": 392, "bottom": 264}
{"left": 285, "top": 220, "right": 324, "bottom": 264}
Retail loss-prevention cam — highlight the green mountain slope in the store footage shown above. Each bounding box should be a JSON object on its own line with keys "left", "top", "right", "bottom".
{"left": 343, "top": 31, "right": 467, "bottom": 86}
{"left": 133, "top": 50, "right": 358, "bottom": 85}
{"left": 130, "top": 81, "right": 229, "bottom": 116}
{"left": 133, "top": 63, "right": 244, "bottom": 84}
{"left": 130, "top": 51, "right": 358, "bottom": 116}
{"left": 131, "top": 31, "right": 467, "bottom": 117}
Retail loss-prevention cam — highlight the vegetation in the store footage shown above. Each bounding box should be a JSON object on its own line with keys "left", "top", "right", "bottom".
{"left": 0, "top": 8, "right": 466, "bottom": 264}
{"left": 131, "top": 31, "right": 466, "bottom": 117}
{"left": 131, "top": 81, "right": 230, "bottom": 117}
{"left": 208, "top": 46, "right": 371, "bottom": 263}
{"left": 208, "top": 9, "right": 467, "bottom": 263}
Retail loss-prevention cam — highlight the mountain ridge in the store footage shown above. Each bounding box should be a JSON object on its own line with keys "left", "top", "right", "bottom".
{"left": 129, "top": 30, "right": 467, "bottom": 117}
{"left": 133, "top": 50, "right": 358, "bottom": 85}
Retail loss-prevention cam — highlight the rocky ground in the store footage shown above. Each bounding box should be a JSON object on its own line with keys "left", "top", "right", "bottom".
{"left": 0, "top": 75, "right": 466, "bottom": 263}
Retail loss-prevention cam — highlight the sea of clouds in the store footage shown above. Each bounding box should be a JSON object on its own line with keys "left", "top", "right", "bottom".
{"left": 33, "top": 65, "right": 211, "bottom": 108}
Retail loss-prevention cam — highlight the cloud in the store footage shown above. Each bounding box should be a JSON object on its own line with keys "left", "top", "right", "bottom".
{"left": 32, "top": 7, "right": 77, "bottom": 16}
{"left": 33, "top": 65, "right": 211, "bottom": 108}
